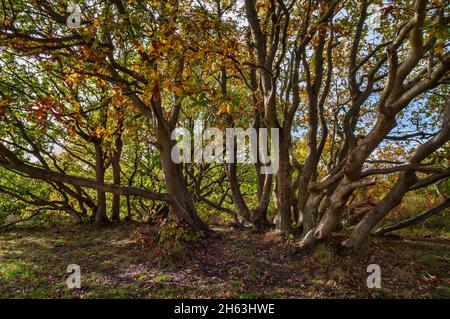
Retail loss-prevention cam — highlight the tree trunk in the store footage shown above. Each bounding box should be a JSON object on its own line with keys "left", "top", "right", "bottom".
{"left": 252, "top": 173, "right": 272, "bottom": 229}
{"left": 157, "top": 125, "right": 213, "bottom": 234}
{"left": 373, "top": 199, "right": 450, "bottom": 236}
{"left": 94, "top": 143, "right": 109, "bottom": 225}
{"left": 301, "top": 191, "right": 325, "bottom": 237}
{"left": 251, "top": 114, "right": 272, "bottom": 229}
{"left": 226, "top": 136, "right": 251, "bottom": 223}
{"left": 111, "top": 135, "right": 123, "bottom": 222}
{"left": 227, "top": 163, "right": 251, "bottom": 223}
{"left": 161, "top": 148, "right": 212, "bottom": 233}
{"left": 300, "top": 177, "right": 376, "bottom": 248}
{"left": 342, "top": 175, "right": 412, "bottom": 248}
{"left": 274, "top": 138, "right": 293, "bottom": 234}
{"left": 125, "top": 195, "right": 132, "bottom": 221}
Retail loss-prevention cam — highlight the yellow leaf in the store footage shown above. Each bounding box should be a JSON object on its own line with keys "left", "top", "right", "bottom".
{"left": 226, "top": 103, "right": 232, "bottom": 114}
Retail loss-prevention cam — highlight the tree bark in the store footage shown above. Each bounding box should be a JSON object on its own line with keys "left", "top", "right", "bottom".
{"left": 342, "top": 174, "right": 414, "bottom": 248}
{"left": 251, "top": 112, "right": 272, "bottom": 229}
{"left": 274, "top": 137, "right": 293, "bottom": 234}
{"left": 160, "top": 144, "right": 212, "bottom": 233}
{"left": 226, "top": 161, "right": 251, "bottom": 223}
{"left": 300, "top": 177, "right": 376, "bottom": 248}
{"left": 111, "top": 135, "right": 123, "bottom": 222}
{"left": 252, "top": 173, "right": 272, "bottom": 229}
{"left": 302, "top": 191, "right": 325, "bottom": 237}
{"left": 94, "top": 143, "right": 109, "bottom": 225}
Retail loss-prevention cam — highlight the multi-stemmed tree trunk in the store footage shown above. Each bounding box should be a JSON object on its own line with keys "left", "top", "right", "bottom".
{"left": 342, "top": 103, "right": 450, "bottom": 248}
{"left": 106, "top": 53, "right": 212, "bottom": 233}
{"left": 245, "top": 0, "right": 291, "bottom": 234}
{"left": 299, "top": 0, "right": 450, "bottom": 248}
{"left": 296, "top": 27, "right": 333, "bottom": 236}
{"left": 101, "top": 0, "right": 214, "bottom": 233}
{"left": 244, "top": 0, "right": 336, "bottom": 234}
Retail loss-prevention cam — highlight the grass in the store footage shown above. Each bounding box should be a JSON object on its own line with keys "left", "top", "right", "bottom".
{"left": 153, "top": 274, "right": 173, "bottom": 283}
{"left": 313, "top": 244, "right": 333, "bottom": 266}
{"left": 379, "top": 195, "right": 450, "bottom": 239}
{"left": 1, "top": 262, "right": 31, "bottom": 280}
{"left": 0, "top": 222, "right": 448, "bottom": 298}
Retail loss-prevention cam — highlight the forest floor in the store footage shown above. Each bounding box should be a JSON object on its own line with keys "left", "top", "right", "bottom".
{"left": 0, "top": 222, "right": 449, "bottom": 298}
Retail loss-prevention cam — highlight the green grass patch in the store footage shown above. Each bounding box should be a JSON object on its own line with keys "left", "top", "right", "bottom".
{"left": 153, "top": 274, "right": 173, "bottom": 283}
